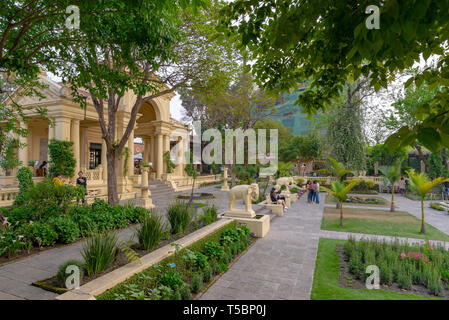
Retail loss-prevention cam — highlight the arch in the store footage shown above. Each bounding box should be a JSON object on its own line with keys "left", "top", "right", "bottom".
{"left": 137, "top": 100, "right": 162, "bottom": 123}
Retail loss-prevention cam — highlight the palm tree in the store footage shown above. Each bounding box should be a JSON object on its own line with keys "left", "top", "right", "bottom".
{"left": 322, "top": 180, "right": 360, "bottom": 227}
{"left": 326, "top": 156, "right": 353, "bottom": 182}
{"left": 407, "top": 170, "right": 449, "bottom": 234}
{"left": 378, "top": 160, "right": 402, "bottom": 212}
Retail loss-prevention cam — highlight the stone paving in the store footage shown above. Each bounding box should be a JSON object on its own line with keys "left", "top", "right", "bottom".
{"left": 2, "top": 185, "right": 449, "bottom": 300}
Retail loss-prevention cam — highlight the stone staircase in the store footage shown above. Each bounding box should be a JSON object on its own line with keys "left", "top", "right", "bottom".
{"left": 148, "top": 180, "right": 176, "bottom": 200}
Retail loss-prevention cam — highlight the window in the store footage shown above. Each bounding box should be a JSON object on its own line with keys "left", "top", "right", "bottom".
{"left": 89, "top": 143, "right": 102, "bottom": 169}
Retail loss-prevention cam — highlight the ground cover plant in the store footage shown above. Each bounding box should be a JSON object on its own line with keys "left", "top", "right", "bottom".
{"left": 0, "top": 180, "right": 147, "bottom": 261}
{"left": 321, "top": 207, "right": 449, "bottom": 241}
{"left": 342, "top": 237, "right": 449, "bottom": 297}
{"left": 311, "top": 238, "right": 440, "bottom": 300}
{"left": 96, "top": 222, "right": 253, "bottom": 300}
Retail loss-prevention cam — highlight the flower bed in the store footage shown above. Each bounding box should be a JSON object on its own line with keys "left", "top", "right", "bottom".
{"left": 342, "top": 237, "right": 449, "bottom": 297}
{"left": 344, "top": 196, "right": 382, "bottom": 205}
{"left": 0, "top": 199, "right": 145, "bottom": 263}
{"left": 96, "top": 221, "right": 253, "bottom": 300}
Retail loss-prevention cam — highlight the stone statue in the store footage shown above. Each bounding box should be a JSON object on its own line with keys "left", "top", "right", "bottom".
{"left": 276, "top": 177, "right": 294, "bottom": 191}
{"left": 223, "top": 183, "right": 259, "bottom": 218}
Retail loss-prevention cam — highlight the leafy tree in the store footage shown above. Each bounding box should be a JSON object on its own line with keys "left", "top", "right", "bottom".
{"left": 56, "top": 1, "right": 235, "bottom": 204}
{"left": 367, "top": 144, "right": 408, "bottom": 167}
{"left": 219, "top": 0, "right": 449, "bottom": 151}
{"left": 407, "top": 170, "right": 449, "bottom": 234}
{"left": 279, "top": 133, "right": 322, "bottom": 165}
{"left": 15, "top": 166, "right": 34, "bottom": 205}
{"left": 378, "top": 160, "right": 402, "bottom": 212}
{"left": 48, "top": 139, "right": 76, "bottom": 178}
{"left": 0, "top": 137, "right": 20, "bottom": 175}
{"left": 428, "top": 152, "right": 449, "bottom": 180}
{"left": 322, "top": 180, "right": 361, "bottom": 227}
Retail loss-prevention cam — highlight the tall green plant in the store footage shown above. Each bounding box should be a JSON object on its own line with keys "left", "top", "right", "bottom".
{"left": 326, "top": 156, "right": 352, "bottom": 182}
{"left": 48, "top": 139, "right": 76, "bottom": 178}
{"left": 0, "top": 138, "right": 20, "bottom": 175}
{"left": 163, "top": 151, "right": 176, "bottom": 174}
{"left": 379, "top": 160, "right": 402, "bottom": 212}
{"left": 322, "top": 180, "right": 360, "bottom": 227}
{"left": 407, "top": 170, "right": 449, "bottom": 234}
{"left": 15, "top": 166, "right": 34, "bottom": 205}
{"left": 167, "top": 201, "right": 192, "bottom": 235}
{"left": 81, "top": 232, "right": 118, "bottom": 276}
{"left": 136, "top": 212, "right": 165, "bottom": 250}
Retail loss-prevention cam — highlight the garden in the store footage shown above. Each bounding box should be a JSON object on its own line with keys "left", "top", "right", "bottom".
{"left": 32, "top": 199, "right": 224, "bottom": 295}
{"left": 311, "top": 238, "right": 442, "bottom": 300}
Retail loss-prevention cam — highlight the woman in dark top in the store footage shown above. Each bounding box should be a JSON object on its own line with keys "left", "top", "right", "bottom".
{"left": 270, "top": 188, "right": 287, "bottom": 211}
{"left": 76, "top": 171, "right": 88, "bottom": 204}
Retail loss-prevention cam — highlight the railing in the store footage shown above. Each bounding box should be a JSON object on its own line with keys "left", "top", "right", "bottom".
{"left": 81, "top": 166, "right": 104, "bottom": 185}
{"left": 168, "top": 174, "right": 222, "bottom": 190}
{"left": 0, "top": 188, "right": 19, "bottom": 207}
{"left": 294, "top": 176, "right": 385, "bottom": 185}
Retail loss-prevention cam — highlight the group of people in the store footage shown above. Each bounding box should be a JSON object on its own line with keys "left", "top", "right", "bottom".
{"left": 306, "top": 180, "right": 320, "bottom": 204}
{"left": 51, "top": 171, "right": 88, "bottom": 204}
{"left": 443, "top": 182, "right": 449, "bottom": 201}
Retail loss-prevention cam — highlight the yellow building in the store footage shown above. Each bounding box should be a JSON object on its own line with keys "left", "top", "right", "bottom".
{"left": 0, "top": 73, "right": 203, "bottom": 204}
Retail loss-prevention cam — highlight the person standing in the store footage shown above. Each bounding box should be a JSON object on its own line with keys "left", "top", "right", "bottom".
{"left": 398, "top": 177, "right": 406, "bottom": 195}
{"left": 313, "top": 180, "right": 320, "bottom": 204}
{"left": 310, "top": 181, "right": 317, "bottom": 204}
{"left": 76, "top": 171, "right": 88, "bottom": 204}
{"left": 306, "top": 180, "right": 313, "bottom": 204}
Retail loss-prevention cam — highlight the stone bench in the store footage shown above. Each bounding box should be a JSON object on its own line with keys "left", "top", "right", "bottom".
{"left": 258, "top": 196, "right": 284, "bottom": 216}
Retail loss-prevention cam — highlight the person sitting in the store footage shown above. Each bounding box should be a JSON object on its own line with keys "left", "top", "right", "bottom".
{"left": 270, "top": 188, "right": 288, "bottom": 211}
{"left": 52, "top": 173, "right": 63, "bottom": 186}
{"left": 38, "top": 160, "right": 47, "bottom": 177}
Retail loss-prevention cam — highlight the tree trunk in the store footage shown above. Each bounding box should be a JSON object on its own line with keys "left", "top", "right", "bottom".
{"left": 339, "top": 202, "right": 343, "bottom": 227}
{"left": 107, "top": 149, "right": 120, "bottom": 205}
{"left": 420, "top": 199, "right": 426, "bottom": 234}
{"left": 391, "top": 185, "right": 395, "bottom": 212}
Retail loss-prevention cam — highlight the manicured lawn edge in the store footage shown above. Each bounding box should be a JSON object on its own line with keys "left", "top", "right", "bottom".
{"left": 311, "top": 238, "right": 441, "bottom": 300}
{"left": 56, "top": 218, "right": 236, "bottom": 300}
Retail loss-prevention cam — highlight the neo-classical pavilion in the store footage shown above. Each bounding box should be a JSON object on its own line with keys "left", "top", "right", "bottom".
{"left": 0, "top": 73, "right": 193, "bottom": 201}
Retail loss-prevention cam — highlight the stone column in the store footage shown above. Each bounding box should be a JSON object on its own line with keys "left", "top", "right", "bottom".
{"left": 221, "top": 167, "right": 229, "bottom": 191}
{"left": 143, "top": 138, "right": 150, "bottom": 163}
{"left": 18, "top": 121, "right": 28, "bottom": 166}
{"left": 421, "top": 160, "right": 426, "bottom": 173}
{"left": 374, "top": 161, "right": 379, "bottom": 176}
{"left": 127, "top": 130, "right": 134, "bottom": 179}
{"left": 71, "top": 119, "right": 80, "bottom": 177}
{"left": 163, "top": 134, "right": 170, "bottom": 173}
{"left": 150, "top": 135, "right": 155, "bottom": 166}
{"left": 101, "top": 139, "right": 108, "bottom": 181}
{"left": 156, "top": 134, "right": 163, "bottom": 179}
{"left": 47, "top": 119, "right": 55, "bottom": 161}
{"left": 54, "top": 117, "right": 71, "bottom": 141}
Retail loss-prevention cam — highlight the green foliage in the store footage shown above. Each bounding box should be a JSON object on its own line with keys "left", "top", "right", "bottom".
{"left": 0, "top": 225, "right": 26, "bottom": 258}
{"left": 194, "top": 205, "right": 218, "bottom": 228}
{"left": 368, "top": 144, "right": 409, "bottom": 166}
{"left": 201, "top": 241, "right": 224, "bottom": 261}
{"left": 137, "top": 212, "right": 165, "bottom": 250}
{"left": 120, "top": 147, "right": 130, "bottom": 177}
{"left": 279, "top": 133, "right": 322, "bottom": 163}
{"left": 428, "top": 152, "right": 449, "bottom": 180}
{"left": 48, "top": 139, "right": 76, "bottom": 178}
{"left": 167, "top": 201, "right": 192, "bottom": 235}
{"left": 118, "top": 238, "right": 142, "bottom": 265}
{"left": 56, "top": 260, "right": 85, "bottom": 288}
{"left": 0, "top": 138, "right": 20, "bottom": 173}
{"left": 81, "top": 232, "right": 118, "bottom": 276}
{"left": 20, "top": 179, "right": 85, "bottom": 218}
{"left": 191, "top": 272, "right": 203, "bottom": 293}
{"left": 163, "top": 151, "right": 176, "bottom": 174}
{"left": 49, "top": 215, "right": 80, "bottom": 244}
{"left": 15, "top": 167, "right": 34, "bottom": 205}
{"left": 326, "top": 156, "right": 353, "bottom": 182}
{"left": 24, "top": 221, "right": 58, "bottom": 247}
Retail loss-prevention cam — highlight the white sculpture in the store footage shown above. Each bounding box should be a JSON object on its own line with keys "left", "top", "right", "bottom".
{"left": 223, "top": 183, "right": 259, "bottom": 218}
{"left": 276, "top": 177, "right": 294, "bottom": 191}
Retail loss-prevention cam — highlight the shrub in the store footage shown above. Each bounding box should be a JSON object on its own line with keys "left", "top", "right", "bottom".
{"left": 194, "top": 252, "right": 209, "bottom": 270}
{"left": 21, "top": 179, "right": 85, "bottom": 218}
{"left": 201, "top": 241, "right": 224, "bottom": 261}
{"left": 199, "top": 206, "right": 218, "bottom": 226}
{"left": 180, "top": 283, "right": 192, "bottom": 300}
{"left": 0, "top": 226, "right": 26, "bottom": 257}
{"left": 191, "top": 272, "right": 203, "bottom": 293}
{"left": 136, "top": 212, "right": 165, "bottom": 251}
{"left": 48, "top": 139, "right": 76, "bottom": 178}
{"left": 24, "top": 221, "right": 58, "bottom": 247}
{"left": 81, "top": 232, "right": 118, "bottom": 276}
{"left": 296, "top": 178, "right": 305, "bottom": 185}
{"left": 159, "top": 270, "right": 184, "bottom": 290}
{"left": 167, "top": 201, "right": 192, "bottom": 235}
{"left": 15, "top": 167, "right": 34, "bottom": 205}
{"left": 49, "top": 215, "right": 80, "bottom": 244}
{"left": 202, "top": 265, "right": 212, "bottom": 282}
{"left": 56, "top": 260, "right": 85, "bottom": 288}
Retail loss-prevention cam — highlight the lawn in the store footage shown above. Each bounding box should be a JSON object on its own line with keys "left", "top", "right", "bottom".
{"left": 310, "top": 238, "right": 441, "bottom": 300}
{"left": 321, "top": 207, "right": 449, "bottom": 241}
{"left": 325, "top": 194, "right": 389, "bottom": 208}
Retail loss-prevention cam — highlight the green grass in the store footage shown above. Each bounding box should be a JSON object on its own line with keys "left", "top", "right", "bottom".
{"left": 322, "top": 207, "right": 449, "bottom": 241}
{"left": 311, "top": 238, "right": 441, "bottom": 300}
{"left": 326, "top": 195, "right": 389, "bottom": 207}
